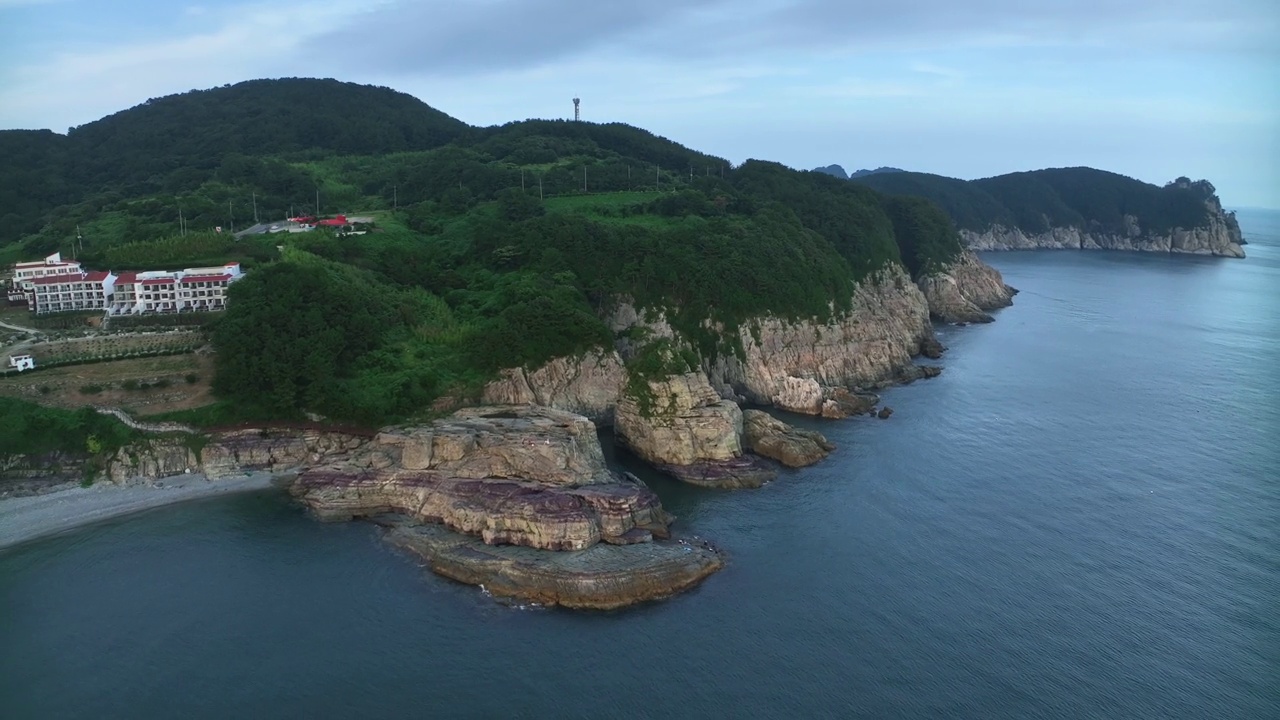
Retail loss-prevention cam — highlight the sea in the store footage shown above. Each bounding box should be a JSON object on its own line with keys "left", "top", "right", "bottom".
{"left": 2, "top": 209, "right": 1277, "bottom": 720}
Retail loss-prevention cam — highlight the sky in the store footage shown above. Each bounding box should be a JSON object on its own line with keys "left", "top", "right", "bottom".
{"left": 1, "top": 0, "right": 1277, "bottom": 208}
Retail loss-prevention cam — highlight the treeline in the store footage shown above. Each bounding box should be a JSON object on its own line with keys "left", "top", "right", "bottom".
{"left": 854, "top": 167, "right": 1217, "bottom": 235}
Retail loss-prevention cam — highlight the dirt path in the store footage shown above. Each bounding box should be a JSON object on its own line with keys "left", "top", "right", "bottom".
{"left": 0, "top": 319, "right": 41, "bottom": 334}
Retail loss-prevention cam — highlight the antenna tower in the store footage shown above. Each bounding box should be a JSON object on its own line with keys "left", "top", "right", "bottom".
{"left": 573, "top": 97, "right": 581, "bottom": 122}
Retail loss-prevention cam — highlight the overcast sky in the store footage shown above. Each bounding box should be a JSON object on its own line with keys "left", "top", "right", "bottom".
{"left": 1, "top": 0, "right": 1276, "bottom": 207}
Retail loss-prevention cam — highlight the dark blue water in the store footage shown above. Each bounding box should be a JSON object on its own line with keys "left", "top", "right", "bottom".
{"left": 3, "top": 210, "right": 1277, "bottom": 720}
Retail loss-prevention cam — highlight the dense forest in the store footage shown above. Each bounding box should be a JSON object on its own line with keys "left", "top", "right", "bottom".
{"left": 0, "top": 77, "right": 1212, "bottom": 426}
{"left": 852, "top": 167, "right": 1217, "bottom": 235}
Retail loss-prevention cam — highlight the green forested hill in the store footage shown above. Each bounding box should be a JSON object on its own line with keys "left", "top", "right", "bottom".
{"left": 853, "top": 167, "right": 1216, "bottom": 235}
{"left": 0, "top": 77, "right": 969, "bottom": 424}
{"left": 0, "top": 78, "right": 469, "bottom": 249}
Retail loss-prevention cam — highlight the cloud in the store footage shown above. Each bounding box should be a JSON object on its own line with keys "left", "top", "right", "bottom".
{"left": 308, "top": 0, "right": 726, "bottom": 75}
{"left": 303, "top": 0, "right": 1279, "bottom": 79}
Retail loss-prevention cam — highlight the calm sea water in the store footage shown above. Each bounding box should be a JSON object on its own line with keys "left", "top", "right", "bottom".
{"left": 2, "top": 210, "right": 1277, "bottom": 720}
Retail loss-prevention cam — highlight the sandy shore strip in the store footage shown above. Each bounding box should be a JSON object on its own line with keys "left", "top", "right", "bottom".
{"left": 0, "top": 473, "right": 285, "bottom": 551}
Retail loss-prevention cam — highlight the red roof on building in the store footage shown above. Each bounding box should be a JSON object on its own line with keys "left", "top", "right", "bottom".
{"left": 31, "top": 273, "right": 86, "bottom": 286}
{"left": 140, "top": 277, "right": 176, "bottom": 285}
{"left": 180, "top": 274, "right": 232, "bottom": 284}
{"left": 83, "top": 271, "right": 111, "bottom": 283}
{"left": 115, "top": 272, "right": 138, "bottom": 284}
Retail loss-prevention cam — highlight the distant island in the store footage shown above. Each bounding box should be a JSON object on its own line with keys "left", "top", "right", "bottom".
{"left": 0, "top": 77, "right": 1245, "bottom": 608}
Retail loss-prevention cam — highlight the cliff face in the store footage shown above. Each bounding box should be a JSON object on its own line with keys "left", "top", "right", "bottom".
{"left": 606, "top": 264, "right": 939, "bottom": 417}
{"left": 614, "top": 371, "right": 776, "bottom": 488}
{"left": 917, "top": 250, "right": 1019, "bottom": 324}
{"left": 480, "top": 350, "right": 626, "bottom": 424}
{"left": 961, "top": 198, "right": 1246, "bottom": 257}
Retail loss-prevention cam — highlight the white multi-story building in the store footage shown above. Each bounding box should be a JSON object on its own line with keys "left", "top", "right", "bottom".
{"left": 8, "top": 252, "right": 83, "bottom": 302}
{"left": 16, "top": 259, "right": 243, "bottom": 316}
{"left": 29, "top": 271, "right": 116, "bottom": 314}
{"left": 108, "top": 263, "right": 242, "bottom": 316}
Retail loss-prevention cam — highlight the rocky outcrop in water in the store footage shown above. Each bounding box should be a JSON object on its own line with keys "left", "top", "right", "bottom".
{"left": 960, "top": 192, "right": 1246, "bottom": 258}
{"left": 741, "top": 410, "right": 834, "bottom": 468}
{"left": 282, "top": 406, "right": 723, "bottom": 608}
{"left": 292, "top": 407, "right": 670, "bottom": 551}
{"left": 917, "top": 250, "right": 1019, "bottom": 324}
{"left": 383, "top": 520, "right": 724, "bottom": 610}
{"left": 614, "top": 372, "right": 776, "bottom": 488}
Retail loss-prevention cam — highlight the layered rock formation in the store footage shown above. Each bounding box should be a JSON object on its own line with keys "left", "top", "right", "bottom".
{"left": 102, "top": 428, "right": 367, "bottom": 485}
{"left": 917, "top": 250, "right": 1019, "bottom": 324}
{"left": 960, "top": 195, "right": 1245, "bottom": 258}
{"left": 480, "top": 350, "right": 626, "bottom": 424}
{"left": 283, "top": 406, "right": 724, "bottom": 608}
{"left": 614, "top": 372, "right": 776, "bottom": 488}
{"left": 292, "top": 407, "right": 670, "bottom": 550}
{"left": 741, "top": 410, "right": 834, "bottom": 468}
{"left": 384, "top": 520, "right": 723, "bottom": 610}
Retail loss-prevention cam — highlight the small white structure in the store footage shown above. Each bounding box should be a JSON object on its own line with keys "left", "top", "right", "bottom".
{"left": 8, "top": 354, "right": 35, "bottom": 372}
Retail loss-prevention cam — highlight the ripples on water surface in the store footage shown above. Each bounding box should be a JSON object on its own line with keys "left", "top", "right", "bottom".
{"left": 2, "top": 210, "right": 1277, "bottom": 719}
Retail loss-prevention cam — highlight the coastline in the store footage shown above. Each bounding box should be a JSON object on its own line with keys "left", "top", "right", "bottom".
{"left": 0, "top": 472, "right": 285, "bottom": 551}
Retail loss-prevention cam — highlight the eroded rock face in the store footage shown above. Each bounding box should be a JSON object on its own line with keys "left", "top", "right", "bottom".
{"left": 292, "top": 406, "right": 669, "bottom": 551}
{"left": 614, "top": 372, "right": 777, "bottom": 488}
{"left": 615, "top": 372, "right": 744, "bottom": 466}
{"left": 606, "top": 265, "right": 941, "bottom": 417}
{"left": 480, "top": 350, "right": 626, "bottom": 424}
{"left": 742, "top": 410, "right": 834, "bottom": 468}
{"left": 917, "top": 250, "right": 1018, "bottom": 324}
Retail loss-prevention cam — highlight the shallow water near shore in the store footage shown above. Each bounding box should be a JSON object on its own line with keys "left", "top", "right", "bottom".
{"left": 2, "top": 209, "right": 1277, "bottom": 719}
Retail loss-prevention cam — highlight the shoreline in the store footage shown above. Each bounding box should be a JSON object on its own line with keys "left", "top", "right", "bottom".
{"left": 0, "top": 472, "right": 285, "bottom": 551}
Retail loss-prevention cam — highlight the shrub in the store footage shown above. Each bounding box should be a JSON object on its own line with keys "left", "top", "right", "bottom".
{"left": 122, "top": 379, "right": 139, "bottom": 391}
{"left": 184, "top": 373, "right": 199, "bottom": 384}
{"left": 79, "top": 384, "right": 105, "bottom": 394}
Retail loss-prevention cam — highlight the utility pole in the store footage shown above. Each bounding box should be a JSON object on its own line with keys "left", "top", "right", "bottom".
{"left": 656, "top": 166, "right": 660, "bottom": 190}
{"left": 315, "top": 188, "right": 320, "bottom": 217}
{"left": 178, "top": 204, "right": 186, "bottom": 237}
{"left": 521, "top": 170, "right": 525, "bottom": 192}
{"left": 393, "top": 184, "right": 398, "bottom": 211}
{"left": 583, "top": 166, "right": 587, "bottom": 193}
{"left": 538, "top": 175, "right": 543, "bottom": 200}
{"left": 628, "top": 165, "right": 631, "bottom": 190}
{"left": 229, "top": 199, "right": 234, "bottom": 233}
{"left": 252, "top": 192, "right": 259, "bottom": 223}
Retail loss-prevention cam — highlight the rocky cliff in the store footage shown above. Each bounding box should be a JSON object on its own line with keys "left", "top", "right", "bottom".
{"left": 480, "top": 350, "right": 626, "bottom": 424}
{"left": 614, "top": 371, "right": 775, "bottom": 488}
{"left": 960, "top": 196, "right": 1246, "bottom": 258}
{"left": 917, "top": 250, "right": 1019, "bottom": 324}
{"left": 607, "top": 264, "right": 941, "bottom": 418}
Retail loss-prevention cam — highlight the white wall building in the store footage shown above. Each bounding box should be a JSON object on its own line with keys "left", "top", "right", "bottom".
{"left": 8, "top": 354, "right": 35, "bottom": 372}
{"left": 29, "top": 271, "right": 116, "bottom": 314}
{"left": 109, "top": 263, "right": 243, "bottom": 316}
{"left": 15, "top": 258, "right": 243, "bottom": 317}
